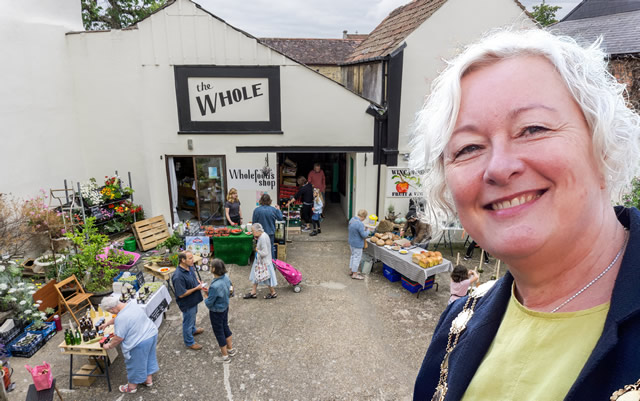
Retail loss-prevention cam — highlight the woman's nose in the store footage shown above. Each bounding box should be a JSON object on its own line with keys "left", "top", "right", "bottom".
{"left": 482, "top": 144, "right": 525, "bottom": 186}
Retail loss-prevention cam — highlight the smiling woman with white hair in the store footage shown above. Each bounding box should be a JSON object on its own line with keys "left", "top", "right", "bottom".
{"left": 243, "top": 222, "right": 278, "bottom": 299}
{"left": 411, "top": 29, "right": 640, "bottom": 401}
{"left": 99, "top": 296, "right": 159, "bottom": 393}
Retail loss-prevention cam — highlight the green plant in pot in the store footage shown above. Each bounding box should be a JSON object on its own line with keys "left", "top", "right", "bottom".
{"left": 65, "top": 217, "right": 119, "bottom": 293}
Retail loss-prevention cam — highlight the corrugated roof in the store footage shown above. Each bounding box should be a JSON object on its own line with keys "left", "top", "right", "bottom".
{"left": 259, "top": 38, "right": 364, "bottom": 65}
{"left": 551, "top": 9, "right": 640, "bottom": 55}
{"left": 344, "top": 0, "right": 449, "bottom": 63}
{"left": 562, "top": 0, "right": 640, "bottom": 22}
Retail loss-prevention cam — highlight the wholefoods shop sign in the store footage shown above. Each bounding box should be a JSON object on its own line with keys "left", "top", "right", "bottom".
{"left": 386, "top": 168, "right": 424, "bottom": 198}
{"left": 174, "top": 66, "right": 281, "bottom": 134}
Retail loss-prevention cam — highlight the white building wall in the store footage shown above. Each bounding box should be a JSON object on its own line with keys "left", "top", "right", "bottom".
{"left": 65, "top": 0, "right": 375, "bottom": 222}
{"left": 0, "top": 1, "right": 84, "bottom": 199}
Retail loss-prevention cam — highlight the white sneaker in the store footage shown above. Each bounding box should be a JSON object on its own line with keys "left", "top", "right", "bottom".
{"left": 214, "top": 355, "right": 231, "bottom": 364}
{"left": 227, "top": 348, "right": 237, "bottom": 357}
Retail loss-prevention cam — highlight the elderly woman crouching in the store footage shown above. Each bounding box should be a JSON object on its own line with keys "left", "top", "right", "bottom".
{"left": 411, "top": 29, "right": 640, "bottom": 401}
{"left": 243, "top": 222, "right": 278, "bottom": 299}
{"left": 99, "top": 296, "right": 159, "bottom": 393}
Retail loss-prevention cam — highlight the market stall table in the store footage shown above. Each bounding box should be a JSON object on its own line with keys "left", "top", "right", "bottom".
{"left": 143, "top": 255, "right": 203, "bottom": 296}
{"left": 364, "top": 244, "right": 453, "bottom": 289}
{"left": 58, "top": 311, "right": 118, "bottom": 392}
{"left": 212, "top": 232, "right": 253, "bottom": 266}
{"left": 116, "top": 284, "right": 172, "bottom": 328}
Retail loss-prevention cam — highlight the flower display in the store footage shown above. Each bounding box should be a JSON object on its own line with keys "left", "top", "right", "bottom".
{"left": 80, "top": 178, "right": 102, "bottom": 206}
{"left": 24, "top": 190, "right": 68, "bottom": 238}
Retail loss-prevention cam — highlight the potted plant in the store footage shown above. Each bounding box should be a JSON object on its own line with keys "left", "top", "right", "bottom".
{"left": 64, "top": 217, "right": 120, "bottom": 300}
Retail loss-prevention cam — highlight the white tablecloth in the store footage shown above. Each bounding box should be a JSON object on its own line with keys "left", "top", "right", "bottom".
{"left": 364, "top": 244, "right": 453, "bottom": 287}
{"left": 117, "top": 285, "right": 172, "bottom": 328}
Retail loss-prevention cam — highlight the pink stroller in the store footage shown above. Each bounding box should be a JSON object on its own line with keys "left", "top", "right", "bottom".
{"left": 273, "top": 259, "right": 302, "bottom": 293}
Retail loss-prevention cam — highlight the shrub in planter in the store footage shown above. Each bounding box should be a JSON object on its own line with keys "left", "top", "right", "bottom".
{"left": 64, "top": 217, "right": 120, "bottom": 293}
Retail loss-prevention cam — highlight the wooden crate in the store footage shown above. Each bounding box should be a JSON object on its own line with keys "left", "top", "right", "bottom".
{"left": 132, "top": 216, "right": 170, "bottom": 251}
{"left": 287, "top": 226, "right": 300, "bottom": 236}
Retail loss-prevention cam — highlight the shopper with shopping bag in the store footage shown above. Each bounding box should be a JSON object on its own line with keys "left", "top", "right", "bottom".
{"left": 244, "top": 223, "right": 278, "bottom": 299}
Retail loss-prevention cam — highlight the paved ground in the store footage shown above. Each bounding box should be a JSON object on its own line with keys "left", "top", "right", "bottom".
{"left": 8, "top": 204, "right": 499, "bottom": 401}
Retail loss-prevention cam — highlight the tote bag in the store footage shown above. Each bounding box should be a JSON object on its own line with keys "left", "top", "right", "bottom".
{"left": 254, "top": 258, "right": 271, "bottom": 282}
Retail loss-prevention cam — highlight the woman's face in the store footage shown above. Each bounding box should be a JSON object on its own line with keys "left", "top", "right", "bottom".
{"left": 444, "top": 56, "right": 606, "bottom": 260}
{"left": 252, "top": 228, "right": 261, "bottom": 238}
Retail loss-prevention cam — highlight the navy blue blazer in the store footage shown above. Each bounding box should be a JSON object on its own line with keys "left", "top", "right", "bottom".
{"left": 414, "top": 207, "right": 640, "bottom": 401}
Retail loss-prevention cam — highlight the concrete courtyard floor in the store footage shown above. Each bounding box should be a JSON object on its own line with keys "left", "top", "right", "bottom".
{"left": 8, "top": 204, "right": 498, "bottom": 401}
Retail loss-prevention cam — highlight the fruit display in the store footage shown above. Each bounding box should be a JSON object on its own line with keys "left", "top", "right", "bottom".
{"left": 230, "top": 228, "right": 243, "bottom": 235}
{"left": 412, "top": 251, "right": 443, "bottom": 268}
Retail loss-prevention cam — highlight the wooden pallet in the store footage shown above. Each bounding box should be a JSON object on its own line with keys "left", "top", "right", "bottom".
{"left": 132, "top": 216, "right": 170, "bottom": 251}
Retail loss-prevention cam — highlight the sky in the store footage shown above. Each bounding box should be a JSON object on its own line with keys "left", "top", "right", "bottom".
{"left": 195, "top": 0, "right": 582, "bottom": 38}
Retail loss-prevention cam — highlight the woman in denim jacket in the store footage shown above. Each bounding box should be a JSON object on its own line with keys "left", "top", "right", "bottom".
{"left": 204, "top": 259, "right": 237, "bottom": 364}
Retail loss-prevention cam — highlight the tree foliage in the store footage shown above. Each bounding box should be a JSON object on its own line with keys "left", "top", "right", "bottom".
{"left": 81, "top": 0, "right": 168, "bottom": 30}
{"left": 531, "top": 1, "right": 562, "bottom": 26}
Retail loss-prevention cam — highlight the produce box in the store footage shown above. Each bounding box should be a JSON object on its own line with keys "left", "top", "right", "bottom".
{"left": 383, "top": 264, "right": 401, "bottom": 282}
{"left": 114, "top": 271, "right": 140, "bottom": 291}
{"left": 401, "top": 276, "right": 435, "bottom": 293}
{"left": 25, "top": 321, "right": 56, "bottom": 343}
{"left": 8, "top": 332, "right": 43, "bottom": 358}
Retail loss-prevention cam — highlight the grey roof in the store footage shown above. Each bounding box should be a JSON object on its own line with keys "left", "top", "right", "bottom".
{"left": 550, "top": 9, "right": 640, "bottom": 55}
{"left": 562, "top": 0, "right": 640, "bottom": 21}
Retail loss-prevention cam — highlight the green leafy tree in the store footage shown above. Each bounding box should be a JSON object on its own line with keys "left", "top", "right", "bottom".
{"left": 82, "top": 0, "right": 167, "bottom": 30}
{"left": 531, "top": 1, "right": 562, "bottom": 26}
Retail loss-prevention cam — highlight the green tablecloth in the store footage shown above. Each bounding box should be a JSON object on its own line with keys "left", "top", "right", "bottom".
{"left": 212, "top": 232, "right": 254, "bottom": 266}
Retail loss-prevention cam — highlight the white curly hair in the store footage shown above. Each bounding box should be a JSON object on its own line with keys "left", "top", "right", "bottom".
{"left": 410, "top": 28, "right": 640, "bottom": 228}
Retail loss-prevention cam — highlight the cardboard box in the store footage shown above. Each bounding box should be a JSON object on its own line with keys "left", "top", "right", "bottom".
{"left": 277, "top": 244, "right": 286, "bottom": 261}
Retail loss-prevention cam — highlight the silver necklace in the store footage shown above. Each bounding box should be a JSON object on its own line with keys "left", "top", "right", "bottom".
{"left": 550, "top": 230, "right": 629, "bottom": 313}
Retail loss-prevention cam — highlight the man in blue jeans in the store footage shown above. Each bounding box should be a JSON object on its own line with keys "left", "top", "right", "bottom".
{"left": 172, "top": 251, "right": 204, "bottom": 350}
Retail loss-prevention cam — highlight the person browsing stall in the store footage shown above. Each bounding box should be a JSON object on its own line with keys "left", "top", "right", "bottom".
{"left": 307, "top": 163, "right": 326, "bottom": 216}
{"left": 251, "top": 193, "right": 284, "bottom": 259}
{"left": 348, "top": 209, "right": 369, "bottom": 280}
{"left": 411, "top": 29, "right": 640, "bottom": 401}
{"left": 203, "top": 258, "right": 237, "bottom": 364}
{"left": 243, "top": 223, "right": 278, "bottom": 299}
{"left": 286, "top": 177, "right": 314, "bottom": 232}
{"left": 171, "top": 251, "right": 205, "bottom": 350}
{"left": 99, "top": 296, "right": 159, "bottom": 394}
{"left": 400, "top": 210, "right": 432, "bottom": 247}
{"left": 225, "top": 188, "right": 243, "bottom": 226}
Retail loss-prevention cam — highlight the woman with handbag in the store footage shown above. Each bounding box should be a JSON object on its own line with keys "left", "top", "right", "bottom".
{"left": 244, "top": 223, "right": 278, "bottom": 299}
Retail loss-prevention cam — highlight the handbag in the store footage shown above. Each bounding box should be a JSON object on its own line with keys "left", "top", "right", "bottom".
{"left": 25, "top": 361, "right": 53, "bottom": 391}
{"left": 254, "top": 258, "right": 271, "bottom": 282}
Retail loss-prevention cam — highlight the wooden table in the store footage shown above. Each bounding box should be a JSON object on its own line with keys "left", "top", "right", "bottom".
{"left": 58, "top": 312, "right": 118, "bottom": 392}
{"left": 143, "top": 255, "right": 202, "bottom": 296}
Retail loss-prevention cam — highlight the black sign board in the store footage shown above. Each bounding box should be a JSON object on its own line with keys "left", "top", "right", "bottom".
{"left": 135, "top": 270, "right": 145, "bottom": 286}
{"left": 149, "top": 299, "right": 169, "bottom": 322}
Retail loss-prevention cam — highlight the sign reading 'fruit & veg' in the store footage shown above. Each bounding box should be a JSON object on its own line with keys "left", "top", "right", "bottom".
{"left": 386, "top": 168, "right": 424, "bottom": 198}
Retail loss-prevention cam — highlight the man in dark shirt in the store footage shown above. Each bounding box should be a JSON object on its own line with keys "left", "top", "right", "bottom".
{"left": 287, "top": 177, "right": 314, "bottom": 232}
{"left": 172, "top": 251, "right": 204, "bottom": 350}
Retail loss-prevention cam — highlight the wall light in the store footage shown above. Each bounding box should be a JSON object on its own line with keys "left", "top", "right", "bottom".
{"left": 402, "top": 153, "right": 410, "bottom": 161}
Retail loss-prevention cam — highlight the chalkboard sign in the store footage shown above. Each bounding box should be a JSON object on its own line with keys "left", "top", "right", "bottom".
{"left": 135, "top": 270, "right": 145, "bottom": 286}
{"left": 150, "top": 299, "right": 168, "bottom": 322}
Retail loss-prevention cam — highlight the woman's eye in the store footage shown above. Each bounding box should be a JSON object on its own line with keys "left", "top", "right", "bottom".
{"left": 522, "top": 125, "right": 548, "bottom": 136}
{"left": 454, "top": 144, "right": 482, "bottom": 159}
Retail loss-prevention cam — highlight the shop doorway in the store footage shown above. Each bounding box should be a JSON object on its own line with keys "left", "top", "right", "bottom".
{"left": 166, "top": 156, "right": 227, "bottom": 225}
{"left": 276, "top": 153, "right": 348, "bottom": 217}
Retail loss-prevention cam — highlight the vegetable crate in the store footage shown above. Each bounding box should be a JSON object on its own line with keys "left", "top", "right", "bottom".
{"left": 401, "top": 276, "right": 436, "bottom": 294}
{"left": 383, "top": 264, "right": 401, "bottom": 282}
{"left": 25, "top": 321, "right": 56, "bottom": 343}
{"left": 7, "top": 332, "right": 44, "bottom": 358}
{"left": 114, "top": 271, "right": 140, "bottom": 291}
